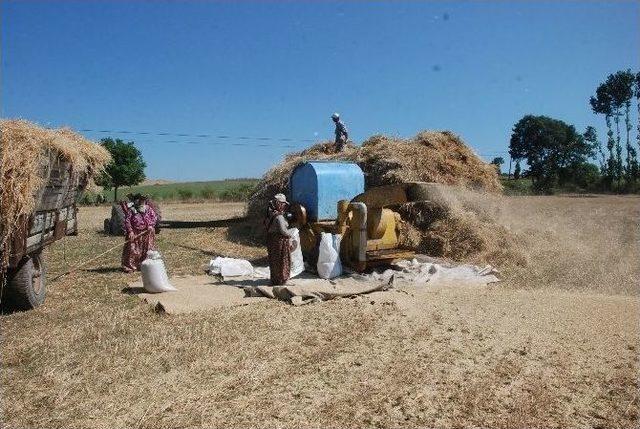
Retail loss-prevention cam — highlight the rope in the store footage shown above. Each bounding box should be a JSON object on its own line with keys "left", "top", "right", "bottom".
{"left": 50, "top": 229, "right": 150, "bottom": 283}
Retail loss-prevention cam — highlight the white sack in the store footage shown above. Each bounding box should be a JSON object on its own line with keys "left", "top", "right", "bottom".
{"left": 289, "top": 227, "right": 304, "bottom": 278}
{"left": 141, "top": 251, "right": 177, "bottom": 293}
{"left": 317, "top": 232, "right": 342, "bottom": 279}
{"left": 208, "top": 257, "right": 254, "bottom": 277}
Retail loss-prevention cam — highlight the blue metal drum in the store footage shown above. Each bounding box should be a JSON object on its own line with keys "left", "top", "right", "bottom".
{"left": 290, "top": 161, "right": 364, "bottom": 221}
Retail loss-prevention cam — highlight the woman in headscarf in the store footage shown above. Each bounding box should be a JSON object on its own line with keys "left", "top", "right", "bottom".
{"left": 264, "top": 193, "right": 295, "bottom": 285}
{"left": 121, "top": 193, "right": 158, "bottom": 273}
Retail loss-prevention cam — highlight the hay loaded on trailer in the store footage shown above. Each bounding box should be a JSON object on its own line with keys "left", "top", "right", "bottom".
{"left": 0, "top": 120, "right": 110, "bottom": 310}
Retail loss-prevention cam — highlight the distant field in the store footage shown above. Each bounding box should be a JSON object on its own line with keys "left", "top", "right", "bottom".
{"left": 83, "top": 179, "right": 259, "bottom": 204}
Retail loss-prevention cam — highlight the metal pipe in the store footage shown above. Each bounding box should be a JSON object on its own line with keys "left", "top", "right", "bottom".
{"left": 349, "top": 202, "right": 367, "bottom": 263}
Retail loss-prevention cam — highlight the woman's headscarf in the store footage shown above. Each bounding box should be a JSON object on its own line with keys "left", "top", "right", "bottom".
{"left": 264, "top": 197, "right": 288, "bottom": 230}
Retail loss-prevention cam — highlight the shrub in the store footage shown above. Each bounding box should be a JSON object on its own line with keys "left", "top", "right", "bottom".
{"left": 78, "top": 192, "right": 95, "bottom": 206}
{"left": 200, "top": 187, "right": 216, "bottom": 199}
{"left": 177, "top": 189, "right": 194, "bottom": 200}
{"left": 501, "top": 178, "right": 533, "bottom": 196}
{"left": 220, "top": 183, "right": 256, "bottom": 201}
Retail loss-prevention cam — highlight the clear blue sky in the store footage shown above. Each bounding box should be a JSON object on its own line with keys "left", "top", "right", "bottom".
{"left": 2, "top": 1, "right": 639, "bottom": 181}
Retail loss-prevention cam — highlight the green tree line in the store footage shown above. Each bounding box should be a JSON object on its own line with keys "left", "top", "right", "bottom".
{"left": 508, "top": 69, "right": 640, "bottom": 194}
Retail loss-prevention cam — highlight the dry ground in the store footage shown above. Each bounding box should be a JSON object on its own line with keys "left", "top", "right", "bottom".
{"left": 1, "top": 196, "right": 639, "bottom": 429}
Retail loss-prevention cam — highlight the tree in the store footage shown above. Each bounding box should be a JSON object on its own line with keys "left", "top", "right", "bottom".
{"left": 607, "top": 70, "right": 635, "bottom": 179}
{"left": 95, "top": 138, "right": 146, "bottom": 201}
{"left": 590, "top": 70, "right": 639, "bottom": 187}
{"left": 509, "top": 115, "right": 595, "bottom": 192}
{"left": 513, "top": 161, "right": 521, "bottom": 180}
{"left": 590, "top": 82, "right": 617, "bottom": 185}
{"left": 635, "top": 72, "right": 640, "bottom": 179}
{"left": 583, "top": 126, "right": 605, "bottom": 171}
{"left": 566, "top": 162, "right": 601, "bottom": 191}
{"left": 490, "top": 157, "right": 504, "bottom": 173}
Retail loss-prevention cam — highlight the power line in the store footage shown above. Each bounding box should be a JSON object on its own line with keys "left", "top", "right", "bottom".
{"left": 58, "top": 125, "right": 511, "bottom": 154}
{"left": 114, "top": 138, "right": 299, "bottom": 148}
{"left": 75, "top": 127, "right": 316, "bottom": 145}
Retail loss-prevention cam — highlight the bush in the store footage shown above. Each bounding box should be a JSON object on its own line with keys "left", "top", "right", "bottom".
{"left": 220, "top": 183, "right": 256, "bottom": 201}
{"left": 564, "top": 163, "right": 601, "bottom": 191}
{"left": 78, "top": 192, "right": 95, "bottom": 206}
{"left": 200, "top": 187, "right": 216, "bottom": 199}
{"left": 501, "top": 178, "right": 533, "bottom": 196}
{"left": 177, "top": 189, "right": 194, "bottom": 200}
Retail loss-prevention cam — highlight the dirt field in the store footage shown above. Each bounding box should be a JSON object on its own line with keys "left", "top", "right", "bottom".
{"left": 2, "top": 196, "right": 639, "bottom": 428}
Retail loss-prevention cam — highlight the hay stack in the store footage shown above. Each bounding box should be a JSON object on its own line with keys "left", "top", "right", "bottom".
{"left": 0, "top": 119, "right": 111, "bottom": 270}
{"left": 247, "top": 130, "right": 521, "bottom": 265}
{"left": 359, "top": 131, "right": 502, "bottom": 191}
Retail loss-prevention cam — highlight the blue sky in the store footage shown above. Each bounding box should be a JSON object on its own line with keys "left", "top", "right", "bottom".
{"left": 2, "top": 1, "right": 639, "bottom": 180}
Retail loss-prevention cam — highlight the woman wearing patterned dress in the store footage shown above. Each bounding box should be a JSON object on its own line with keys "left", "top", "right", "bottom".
{"left": 121, "top": 194, "right": 158, "bottom": 273}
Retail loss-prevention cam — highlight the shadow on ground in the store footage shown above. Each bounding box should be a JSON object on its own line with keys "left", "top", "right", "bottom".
{"left": 226, "top": 219, "right": 264, "bottom": 248}
{"left": 121, "top": 286, "right": 146, "bottom": 295}
{"left": 85, "top": 266, "right": 122, "bottom": 274}
{"left": 160, "top": 218, "right": 245, "bottom": 229}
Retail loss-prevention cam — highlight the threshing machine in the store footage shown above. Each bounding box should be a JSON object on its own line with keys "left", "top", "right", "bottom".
{"left": 289, "top": 161, "right": 438, "bottom": 272}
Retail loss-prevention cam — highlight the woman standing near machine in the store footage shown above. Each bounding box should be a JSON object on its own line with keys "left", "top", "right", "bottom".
{"left": 264, "top": 193, "right": 295, "bottom": 285}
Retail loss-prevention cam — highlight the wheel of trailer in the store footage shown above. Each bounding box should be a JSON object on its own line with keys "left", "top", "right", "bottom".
{"left": 4, "top": 252, "right": 47, "bottom": 310}
{"left": 109, "top": 203, "right": 126, "bottom": 236}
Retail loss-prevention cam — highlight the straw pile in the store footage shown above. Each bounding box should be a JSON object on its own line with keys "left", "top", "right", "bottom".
{"left": 0, "top": 119, "right": 111, "bottom": 271}
{"left": 247, "top": 130, "right": 522, "bottom": 265}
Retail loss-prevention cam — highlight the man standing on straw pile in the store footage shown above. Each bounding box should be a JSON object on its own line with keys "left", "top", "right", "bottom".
{"left": 264, "top": 193, "right": 295, "bottom": 285}
{"left": 331, "top": 112, "right": 348, "bottom": 152}
{"left": 121, "top": 194, "right": 158, "bottom": 273}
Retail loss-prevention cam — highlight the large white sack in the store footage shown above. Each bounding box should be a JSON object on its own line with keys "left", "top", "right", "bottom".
{"left": 317, "top": 232, "right": 342, "bottom": 279}
{"left": 141, "top": 251, "right": 177, "bottom": 293}
{"left": 289, "top": 227, "right": 304, "bottom": 278}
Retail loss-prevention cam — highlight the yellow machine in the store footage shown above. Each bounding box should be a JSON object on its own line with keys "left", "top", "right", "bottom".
{"left": 292, "top": 181, "right": 438, "bottom": 272}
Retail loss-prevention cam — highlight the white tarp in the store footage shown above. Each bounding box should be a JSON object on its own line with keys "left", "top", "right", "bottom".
{"left": 368, "top": 258, "right": 500, "bottom": 287}
{"left": 208, "top": 228, "right": 304, "bottom": 280}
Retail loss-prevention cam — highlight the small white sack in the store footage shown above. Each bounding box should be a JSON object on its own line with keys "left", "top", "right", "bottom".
{"left": 317, "top": 232, "right": 342, "bottom": 279}
{"left": 141, "top": 251, "right": 177, "bottom": 293}
{"left": 289, "top": 227, "right": 304, "bottom": 278}
{"left": 208, "top": 257, "right": 254, "bottom": 277}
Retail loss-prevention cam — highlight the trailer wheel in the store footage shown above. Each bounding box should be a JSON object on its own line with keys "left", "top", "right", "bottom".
{"left": 103, "top": 218, "right": 112, "bottom": 234}
{"left": 109, "top": 204, "right": 126, "bottom": 236}
{"left": 4, "top": 252, "right": 47, "bottom": 310}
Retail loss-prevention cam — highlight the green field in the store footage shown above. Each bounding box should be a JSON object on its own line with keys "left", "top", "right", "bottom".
{"left": 82, "top": 179, "right": 259, "bottom": 204}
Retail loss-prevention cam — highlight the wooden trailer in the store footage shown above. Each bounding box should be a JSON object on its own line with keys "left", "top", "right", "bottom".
{"left": 1, "top": 153, "right": 89, "bottom": 310}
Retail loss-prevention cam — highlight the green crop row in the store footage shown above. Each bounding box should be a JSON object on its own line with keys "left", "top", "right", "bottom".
{"left": 80, "top": 180, "right": 258, "bottom": 205}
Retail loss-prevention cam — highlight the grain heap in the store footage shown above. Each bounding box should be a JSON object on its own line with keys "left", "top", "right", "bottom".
{"left": 0, "top": 119, "right": 111, "bottom": 271}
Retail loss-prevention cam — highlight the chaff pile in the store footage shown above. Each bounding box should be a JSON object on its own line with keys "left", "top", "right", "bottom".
{"left": 0, "top": 119, "right": 111, "bottom": 271}
{"left": 247, "top": 130, "right": 523, "bottom": 265}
